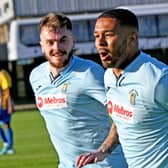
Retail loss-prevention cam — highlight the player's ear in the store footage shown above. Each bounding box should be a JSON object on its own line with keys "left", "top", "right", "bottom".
{"left": 40, "top": 41, "right": 44, "bottom": 53}
{"left": 127, "top": 32, "right": 138, "bottom": 48}
{"left": 72, "top": 35, "right": 76, "bottom": 48}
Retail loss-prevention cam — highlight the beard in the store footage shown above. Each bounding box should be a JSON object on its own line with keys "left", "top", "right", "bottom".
{"left": 100, "top": 45, "right": 128, "bottom": 69}
{"left": 60, "top": 50, "right": 73, "bottom": 67}
{"left": 102, "top": 60, "right": 114, "bottom": 68}
{"left": 46, "top": 49, "right": 74, "bottom": 69}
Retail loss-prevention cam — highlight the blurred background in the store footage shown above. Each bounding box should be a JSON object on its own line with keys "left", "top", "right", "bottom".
{"left": 0, "top": 0, "right": 168, "bottom": 105}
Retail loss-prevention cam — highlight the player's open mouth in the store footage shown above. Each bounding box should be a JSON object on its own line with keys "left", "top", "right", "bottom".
{"left": 51, "top": 52, "right": 63, "bottom": 57}
{"left": 99, "top": 51, "right": 111, "bottom": 61}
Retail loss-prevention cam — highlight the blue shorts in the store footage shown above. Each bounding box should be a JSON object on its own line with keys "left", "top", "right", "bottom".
{"left": 0, "top": 109, "right": 11, "bottom": 124}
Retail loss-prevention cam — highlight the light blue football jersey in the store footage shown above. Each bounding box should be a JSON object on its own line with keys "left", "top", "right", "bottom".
{"left": 105, "top": 52, "right": 168, "bottom": 168}
{"left": 29, "top": 56, "right": 127, "bottom": 168}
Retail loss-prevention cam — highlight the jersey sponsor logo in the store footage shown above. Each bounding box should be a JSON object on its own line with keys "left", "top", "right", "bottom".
{"left": 107, "top": 100, "right": 133, "bottom": 123}
{"left": 36, "top": 94, "right": 67, "bottom": 110}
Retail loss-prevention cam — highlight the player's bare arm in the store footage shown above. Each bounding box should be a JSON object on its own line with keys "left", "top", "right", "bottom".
{"left": 8, "top": 93, "right": 13, "bottom": 114}
{"left": 76, "top": 123, "right": 119, "bottom": 168}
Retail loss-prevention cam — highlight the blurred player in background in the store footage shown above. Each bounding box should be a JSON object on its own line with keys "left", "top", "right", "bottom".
{"left": 29, "top": 12, "right": 127, "bottom": 167}
{"left": 0, "top": 67, "right": 15, "bottom": 155}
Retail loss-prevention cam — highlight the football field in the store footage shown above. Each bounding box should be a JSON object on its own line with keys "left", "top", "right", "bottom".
{"left": 0, "top": 110, "right": 59, "bottom": 168}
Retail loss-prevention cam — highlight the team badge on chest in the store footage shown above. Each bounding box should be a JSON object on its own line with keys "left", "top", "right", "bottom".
{"left": 129, "top": 89, "right": 138, "bottom": 105}
{"left": 61, "top": 83, "right": 68, "bottom": 92}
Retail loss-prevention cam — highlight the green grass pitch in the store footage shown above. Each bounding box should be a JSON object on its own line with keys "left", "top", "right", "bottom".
{"left": 0, "top": 110, "right": 59, "bottom": 168}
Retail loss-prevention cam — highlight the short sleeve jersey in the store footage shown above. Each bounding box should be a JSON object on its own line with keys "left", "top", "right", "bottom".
{"left": 0, "top": 70, "right": 11, "bottom": 110}
{"left": 30, "top": 56, "right": 127, "bottom": 168}
{"left": 0, "top": 70, "right": 11, "bottom": 90}
{"left": 1, "top": 70, "right": 12, "bottom": 88}
{"left": 105, "top": 52, "right": 168, "bottom": 168}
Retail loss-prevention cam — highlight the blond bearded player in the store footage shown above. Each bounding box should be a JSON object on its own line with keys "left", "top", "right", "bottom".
{"left": 29, "top": 12, "right": 127, "bottom": 168}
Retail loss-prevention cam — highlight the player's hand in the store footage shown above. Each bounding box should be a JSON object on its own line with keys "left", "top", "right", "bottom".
{"left": 76, "top": 151, "right": 106, "bottom": 168}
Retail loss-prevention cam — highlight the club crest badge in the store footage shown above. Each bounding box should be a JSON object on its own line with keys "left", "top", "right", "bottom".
{"left": 61, "top": 83, "right": 68, "bottom": 92}
{"left": 129, "top": 89, "right": 138, "bottom": 105}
